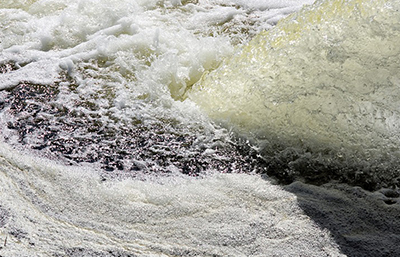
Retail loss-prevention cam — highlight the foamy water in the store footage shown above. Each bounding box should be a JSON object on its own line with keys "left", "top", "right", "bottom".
{"left": 0, "top": 142, "right": 345, "bottom": 256}
{"left": 0, "top": 0, "right": 400, "bottom": 256}
{"left": 191, "top": 0, "right": 400, "bottom": 189}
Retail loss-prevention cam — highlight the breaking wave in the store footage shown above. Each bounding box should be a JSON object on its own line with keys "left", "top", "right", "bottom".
{"left": 190, "top": 0, "right": 400, "bottom": 189}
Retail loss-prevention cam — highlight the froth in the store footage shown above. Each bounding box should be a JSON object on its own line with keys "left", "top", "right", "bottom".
{"left": 0, "top": 141, "right": 342, "bottom": 256}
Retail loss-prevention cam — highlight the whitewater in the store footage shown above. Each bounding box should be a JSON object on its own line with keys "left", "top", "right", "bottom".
{"left": 0, "top": 0, "right": 400, "bottom": 256}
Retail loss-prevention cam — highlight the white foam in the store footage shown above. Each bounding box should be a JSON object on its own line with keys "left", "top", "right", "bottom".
{"left": 0, "top": 141, "right": 343, "bottom": 256}
{"left": 210, "top": 0, "right": 315, "bottom": 10}
{"left": 0, "top": 60, "right": 61, "bottom": 90}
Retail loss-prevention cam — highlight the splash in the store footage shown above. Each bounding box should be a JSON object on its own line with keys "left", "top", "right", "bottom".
{"left": 190, "top": 0, "right": 400, "bottom": 189}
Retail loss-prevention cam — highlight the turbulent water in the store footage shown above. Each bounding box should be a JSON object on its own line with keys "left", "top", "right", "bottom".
{"left": 190, "top": 0, "right": 400, "bottom": 189}
{"left": 0, "top": 0, "right": 400, "bottom": 256}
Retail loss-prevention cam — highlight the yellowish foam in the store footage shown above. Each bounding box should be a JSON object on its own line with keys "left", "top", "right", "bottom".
{"left": 190, "top": 0, "right": 400, "bottom": 171}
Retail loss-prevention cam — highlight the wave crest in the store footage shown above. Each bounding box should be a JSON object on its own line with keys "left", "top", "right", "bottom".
{"left": 190, "top": 0, "right": 400, "bottom": 189}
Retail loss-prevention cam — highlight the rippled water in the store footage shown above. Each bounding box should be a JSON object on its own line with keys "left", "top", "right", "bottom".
{"left": 0, "top": 0, "right": 400, "bottom": 256}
